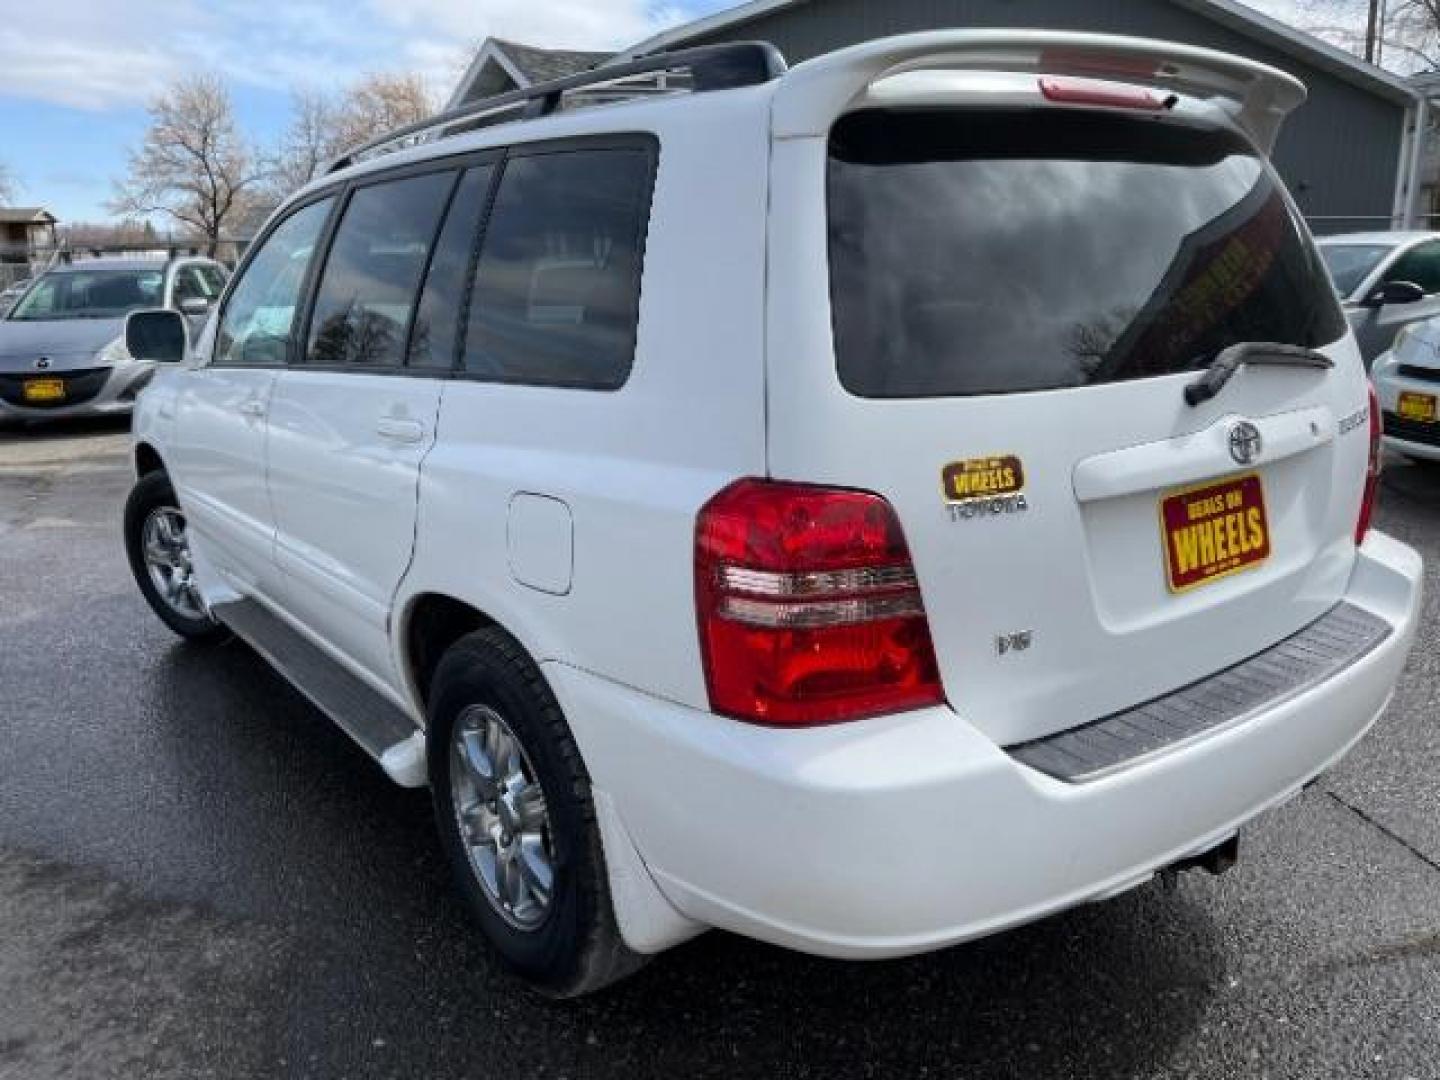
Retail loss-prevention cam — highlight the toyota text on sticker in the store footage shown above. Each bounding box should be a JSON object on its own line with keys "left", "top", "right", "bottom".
{"left": 943, "top": 455, "right": 1028, "bottom": 521}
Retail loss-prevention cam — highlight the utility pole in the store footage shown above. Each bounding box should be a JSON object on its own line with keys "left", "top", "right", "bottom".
{"left": 1365, "top": 0, "right": 1381, "bottom": 62}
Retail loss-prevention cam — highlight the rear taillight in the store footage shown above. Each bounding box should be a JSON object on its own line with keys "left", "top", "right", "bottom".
{"left": 694, "top": 479, "right": 944, "bottom": 727}
{"left": 1356, "top": 382, "right": 1382, "bottom": 546}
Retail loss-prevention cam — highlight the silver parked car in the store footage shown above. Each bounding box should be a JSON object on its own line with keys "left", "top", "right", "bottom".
{"left": 0, "top": 256, "right": 227, "bottom": 421}
{"left": 1316, "top": 231, "right": 1440, "bottom": 365}
{"left": 0, "top": 278, "right": 31, "bottom": 318}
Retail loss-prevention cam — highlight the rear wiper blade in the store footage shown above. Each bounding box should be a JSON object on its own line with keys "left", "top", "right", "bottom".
{"left": 1185, "top": 342, "right": 1333, "bottom": 407}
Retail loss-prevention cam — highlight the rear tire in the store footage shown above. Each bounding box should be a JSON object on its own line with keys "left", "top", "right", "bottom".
{"left": 427, "top": 627, "right": 644, "bottom": 997}
{"left": 123, "top": 471, "right": 227, "bottom": 642}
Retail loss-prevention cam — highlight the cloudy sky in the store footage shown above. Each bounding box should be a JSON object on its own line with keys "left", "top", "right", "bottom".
{"left": 0, "top": 0, "right": 1336, "bottom": 223}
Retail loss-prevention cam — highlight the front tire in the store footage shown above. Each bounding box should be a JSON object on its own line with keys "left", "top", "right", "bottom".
{"left": 428, "top": 628, "right": 643, "bottom": 997}
{"left": 123, "top": 470, "right": 226, "bottom": 642}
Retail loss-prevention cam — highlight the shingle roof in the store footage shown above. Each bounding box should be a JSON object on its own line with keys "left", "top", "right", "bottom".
{"left": 0, "top": 208, "right": 57, "bottom": 224}
{"left": 491, "top": 38, "right": 610, "bottom": 83}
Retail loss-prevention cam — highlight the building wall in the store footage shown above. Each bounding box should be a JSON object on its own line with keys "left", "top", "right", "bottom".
{"left": 685, "top": 0, "right": 1408, "bottom": 234}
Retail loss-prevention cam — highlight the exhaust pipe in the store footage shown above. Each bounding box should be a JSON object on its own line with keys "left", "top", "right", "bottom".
{"left": 1158, "top": 834, "right": 1239, "bottom": 892}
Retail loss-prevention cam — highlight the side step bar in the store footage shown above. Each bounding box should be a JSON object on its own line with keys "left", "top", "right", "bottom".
{"left": 213, "top": 599, "right": 428, "bottom": 787}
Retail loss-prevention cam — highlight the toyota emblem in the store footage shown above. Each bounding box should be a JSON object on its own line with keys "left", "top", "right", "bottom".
{"left": 1228, "top": 421, "right": 1263, "bottom": 466}
{"left": 33, "top": 356, "right": 50, "bottom": 370}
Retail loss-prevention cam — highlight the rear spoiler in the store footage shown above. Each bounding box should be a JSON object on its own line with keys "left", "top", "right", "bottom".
{"left": 770, "top": 30, "right": 1307, "bottom": 152}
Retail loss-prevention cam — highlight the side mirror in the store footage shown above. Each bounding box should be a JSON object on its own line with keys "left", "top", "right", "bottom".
{"left": 178, "top": 296, "right": 210, "bottom": 316}
{"left": 125, "top": 308, "right": 188, "bottom": 364}
{"left": 1363, "top": 280, "right": 1426, "bottom": 308}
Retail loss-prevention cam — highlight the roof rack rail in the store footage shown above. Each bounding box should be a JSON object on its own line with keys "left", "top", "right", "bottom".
{"left": 327, "top": 40, "right": 787, "bottom": 175}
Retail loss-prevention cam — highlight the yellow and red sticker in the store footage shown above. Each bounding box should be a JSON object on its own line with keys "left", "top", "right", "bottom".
{"left": 942, "top": 455, "right": 1025, "bottom": 503}
{"left": 1160, "top": 473, "right": 1271, "bottom": 593}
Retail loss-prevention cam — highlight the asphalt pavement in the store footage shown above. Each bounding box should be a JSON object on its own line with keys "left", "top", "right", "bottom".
{"left": 2, "top": 417, "right": 1440, "bottom": 1080}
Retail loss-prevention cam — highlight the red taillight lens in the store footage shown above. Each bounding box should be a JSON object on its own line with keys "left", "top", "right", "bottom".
{"left": 1356, "top": 382, "right": 1382, "bottom": 546}
{"left": 694, "top": 479, "right": 944, "bottom": 726}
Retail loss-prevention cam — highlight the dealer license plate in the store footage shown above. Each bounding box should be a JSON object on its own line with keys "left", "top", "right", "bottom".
{"left": 22, "top": 378, "right": 65, "bottom": 403}
{"left": 1398, "top": 391, "right": 1437, "bottom": 423}
{"left": 1160, "top": 473, "right": 1271, "bottom": 593}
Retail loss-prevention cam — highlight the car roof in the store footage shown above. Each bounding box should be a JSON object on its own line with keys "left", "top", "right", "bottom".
{"left": 1317, "top": 231, "right": 1439, "bottom": 247}
{"left": 45, "top": 259, "right": 170, "bottom": 274}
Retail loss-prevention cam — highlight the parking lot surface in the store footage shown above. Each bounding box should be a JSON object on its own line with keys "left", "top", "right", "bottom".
{"left": 2, "top": 418, "right": 1439, "bottom": 1080}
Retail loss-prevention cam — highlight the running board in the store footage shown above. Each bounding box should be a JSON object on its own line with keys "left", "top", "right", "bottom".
{"left": 213, "top": 598, "right": 428, "bottom": 788}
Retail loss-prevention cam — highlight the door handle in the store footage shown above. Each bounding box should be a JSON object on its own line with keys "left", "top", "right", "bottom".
{"left": 376, "top": 417, "right": 427, "bottom": 444}
{"left": 237, "top": 399, "right": 266, "bottom": 419}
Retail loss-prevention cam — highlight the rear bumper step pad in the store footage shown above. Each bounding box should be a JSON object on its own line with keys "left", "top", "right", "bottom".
{"left": 1008, "top": 602, "right": 1392, "bottom": 783}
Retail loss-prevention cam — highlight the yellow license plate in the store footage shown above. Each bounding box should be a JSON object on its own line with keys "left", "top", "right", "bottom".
{"left": 1398, "top": 391, "right": 1437, "bottom": 423}
{"left": 22, "top": 378, "right": 65, "bottom": 403}
{"left": 1160, "top": 473, "right": 1271, "bottom": 593}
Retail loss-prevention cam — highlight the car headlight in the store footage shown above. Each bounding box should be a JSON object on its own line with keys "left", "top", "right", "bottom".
{"left": 95, "top": 336, "right": 133, "bottom": 366}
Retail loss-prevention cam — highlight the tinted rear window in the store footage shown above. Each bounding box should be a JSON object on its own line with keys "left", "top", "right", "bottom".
{"left": 461, "top": 147, "right": 653, "bottom": 390}
{"left": 828, "top": 110, "right": 1347, "bottom": 398}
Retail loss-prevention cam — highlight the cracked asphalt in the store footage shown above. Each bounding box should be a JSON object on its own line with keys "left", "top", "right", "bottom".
{"left": 2, "top": 417, "right": 1440, "bottom": 1080}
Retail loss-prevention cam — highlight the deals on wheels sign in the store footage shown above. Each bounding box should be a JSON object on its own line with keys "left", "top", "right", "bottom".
{"left": 1160, "top": 473, "right": 1272, "bottom": 593}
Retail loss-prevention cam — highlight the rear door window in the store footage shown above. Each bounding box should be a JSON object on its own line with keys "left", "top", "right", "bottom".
{"left": 305, "top": 170, "right": 456, "bottom": 368}
{"left": 461, "top": 145, "right": 654, "bottom": 389}
{"left": 407, "top": 165, "right": 495, "bottom": 371}
{"left": 827, "top": 110, "right": 1346, "bottom": 398}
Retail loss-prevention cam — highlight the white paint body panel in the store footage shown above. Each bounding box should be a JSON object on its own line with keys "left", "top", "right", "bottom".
{"left": 267, "top": 369, "right": 442, "bottom": 683}
{"left": 507, "top": 494, "right": 574, "bottom": 596}
{"left": 128, "top": 31, "right": 1424, "bottom": 963}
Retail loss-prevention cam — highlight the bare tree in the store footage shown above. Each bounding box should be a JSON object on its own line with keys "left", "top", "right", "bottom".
{"left": 0, "top": 162, "right": 15, "bottom": 205}
{"left": 333, "top": 72, "right": 434, "bottom": 151}
{"left": 1289, "top": 0, "right": 1440, "bottom": 69}
{"left": 264, "top": 73, "right": 434, "bottom": 203}
{"left": 265, "top": 89, "right": 341, "bottom": 203}
{"left": 110, "top": 76, "right": 263, "bottom": 255}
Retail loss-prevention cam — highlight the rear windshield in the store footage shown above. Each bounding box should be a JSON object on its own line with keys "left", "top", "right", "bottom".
{"left": 827, "top": 109, "right": 1347, "bottom": 398}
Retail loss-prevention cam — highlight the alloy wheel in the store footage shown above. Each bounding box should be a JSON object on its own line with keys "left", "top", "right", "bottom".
{"left": 449, "top": 704, "right": 556, "bottom": 930}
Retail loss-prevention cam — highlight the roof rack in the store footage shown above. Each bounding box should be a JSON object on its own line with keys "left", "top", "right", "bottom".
{"left": 326, "top": 41, "right": 787, "bottom": 174}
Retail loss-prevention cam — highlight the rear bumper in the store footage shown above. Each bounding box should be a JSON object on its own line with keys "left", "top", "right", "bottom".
{"left": 548, "top": 531, "right": 1422, "bottom": 960}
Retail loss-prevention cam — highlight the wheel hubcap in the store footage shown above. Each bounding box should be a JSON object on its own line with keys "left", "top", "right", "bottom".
{"left": 141, "top": 506, "right": 204, "bottom": 620}
{"left": 449, "top": 704, "right": 555, "bottom": 930}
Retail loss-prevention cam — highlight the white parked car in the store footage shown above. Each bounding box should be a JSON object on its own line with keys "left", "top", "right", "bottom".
{"left": 1316, "top": 231, "right": 1440, "bottom": 365}
{"left": 121, "top": 31, "right": 1422, "bottom": 996}
{"left": 1371, "top": 318, "right": 1440, "bottom": 463}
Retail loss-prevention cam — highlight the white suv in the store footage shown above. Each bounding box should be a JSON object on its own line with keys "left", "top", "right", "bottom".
{"left": 121, "top": 31, "right": 1423, "bottom": 996}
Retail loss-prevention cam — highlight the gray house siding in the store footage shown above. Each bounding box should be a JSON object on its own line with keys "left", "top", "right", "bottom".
{"left": 683, "top": 0, "right": 1406, "bottom": 234}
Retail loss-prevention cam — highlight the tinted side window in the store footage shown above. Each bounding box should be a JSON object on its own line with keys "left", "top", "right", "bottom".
{"left": 215, "top": 198, "right": 332, "bottom": 367}
{"left": 306, "top": 171, "right": 455, "bottom": 368}
{"left": 462, "top": 148, "right": 652, "bottom": 389}
{"left": 1385, "top": 242, "right": 1440, "bottom": 294}
{"left": 408, "top": 165, "right": 494, "bottom": 370}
